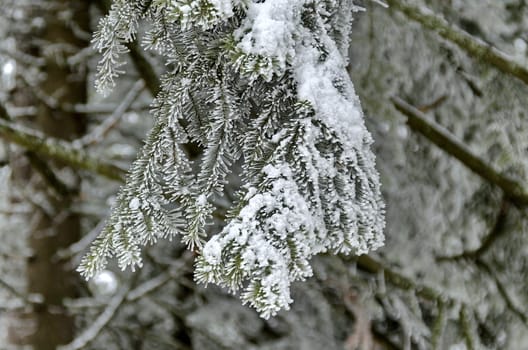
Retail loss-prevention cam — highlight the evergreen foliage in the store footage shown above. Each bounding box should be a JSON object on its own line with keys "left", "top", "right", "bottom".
{"left": 79, "top": 0, "right": 385, "bottom": 318}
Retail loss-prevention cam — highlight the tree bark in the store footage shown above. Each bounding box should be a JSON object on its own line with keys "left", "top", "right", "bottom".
{"left": 6, "top": 1, "right": 90, "bottom": 349}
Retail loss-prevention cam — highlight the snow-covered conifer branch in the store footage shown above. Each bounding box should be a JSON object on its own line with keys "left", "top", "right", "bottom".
{"left": 81, "top": 0, "right": 385, "bottom": 318}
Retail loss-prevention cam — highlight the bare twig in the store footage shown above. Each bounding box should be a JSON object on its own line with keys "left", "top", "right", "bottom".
{"left": 386, "top": 0, "right": 528, "bottom": 86}
{"left": 343, "top": 291, "right": 374, "bottom": 350}
{"left": 416, "top": 95, "right": 448, "bottom": 113}
{"left": 63, "top": 102, "right": 150, "bottom": 114}
{"left": 391, "top": 97, "right": 528, "bottom": 207}
{"left": 25, "top": 151, "right": 74, "bottom": 197}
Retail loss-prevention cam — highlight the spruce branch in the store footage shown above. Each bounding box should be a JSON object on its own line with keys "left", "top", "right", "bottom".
{"left": 96, "top": 0, "right": 161, "bottom": 96}
{"left": 391, "top": 97, "right": 528, "bottom": 207}
{"left": 83, "top": 0, "right": 385, "bottom": 318}
{"left": 385, "top": 0, "right": 528, "bottom": 86}
{"left": 0, "top": 106, "right": 126, "bottom": 181}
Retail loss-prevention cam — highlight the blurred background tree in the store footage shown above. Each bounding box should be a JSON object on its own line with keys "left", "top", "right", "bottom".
{"left": 1, "top": 0, "right": 528, "bottom": 349}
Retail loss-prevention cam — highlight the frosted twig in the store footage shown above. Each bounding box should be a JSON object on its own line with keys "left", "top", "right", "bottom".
{"left": 127, "top": 253, "right": 193, "bottom": 301}
{"left": 459, "top": 305, "right": 478, "bottom": 350}
{"left": 76, "top": 79, "right": 145, "bottom": 147}
{"left": 386, "top": 0, "right": 528, "bottom": 86}
{"left": 0, "top": 46, "right": 46, "bottom": 67}
{"left": 438, "top": 198, "right": 510, "bottom": 261}
{"left": 55, "top": 219, "right": 106, "bottom": 262}
{"left": 369, "top": 0, "right": 388, "bottom": 8}
{"left": 476, "top": 258, "right": 528, "bottom": 325}
{"left": 355, "top": 255, "right": 453, "bottom": 303}
{"left": 63, "top": 297, "right": 107, "bottom": 310}
{"left": 431, "top": 300, "right": 446, "bottom": 350}
{"left": 126, "top": 272, "right": 171, "bottom": 302}
{"left": 59, "top": 285, "right": 130, "bottom": 350}
{"left": 392, "top": 97, "right": 528, "bottom": 207}
{"left": 0, "top": 102, "right": 73, "bottom": 196}
{"left": 62, "top": 102, "right": 150, "bottom": 114}
{"left": 0, "top": 107, "right": 126, "bottom": 181}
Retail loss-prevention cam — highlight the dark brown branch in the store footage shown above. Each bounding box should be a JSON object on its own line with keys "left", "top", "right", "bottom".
{"left": 0, "top": 278, "right": 28, "bottom": 303}
{"left": 25, "top": 152, "right": 74, "bottom": 197}
{"left": 391, "top": 97, "right": 528, "bottom": 207}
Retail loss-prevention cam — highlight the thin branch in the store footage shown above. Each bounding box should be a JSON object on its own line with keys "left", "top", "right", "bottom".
{"left": 76, "top": 79, "right": 145, "bottom": 147}
{"left": 54, "top": 219, "right": 106, "bottom": 262}
{"left": 438, "top": 198, "right": 510, "bottom": 261}
{"left": 127, "top": 253, "right": 193, "bottom": 302}
{"left": 475, "top": 258, "right": 528, "bottom": 325}
{"left": 0, "top": 277, "right": 27, "bottom": 302}
{"left": 126, "top": 272, "right": 171, "bottom": 302}
{"left": 0, "top": 103, "right": 73, "bottom": 196}
{"left": 385, "top": 0, "right": 528, "bottom": 86}
{"left": 0, "top": 106, "right": 125, "bottom": 181}
{"left": 416, "top": 95, "right": 448, "bottom": 113}
{"left": 58, "top": 285, "right": 130, "bottom": 350}
{"left": 0, "top": 47, "right": 46, "bottom": 67}
{"left": 25, "top": 151, "right": 74, "bottom": 197}
{"left": 63, "top": 102, "right": 150, "bottom": 115}
{"left": 431, "top": 300, "right": 446, "bottom": 350}
{"left": 356, "top": 255, "right": 448, "bottom": 303}
{"left": 391, "top": 97, "right": 528, "bottom": 207}
{"left": 61, "top": 254, "right": 193, "bottom": 349}
{"left": 459, "top": 305, "right": 478, "bottom": 350}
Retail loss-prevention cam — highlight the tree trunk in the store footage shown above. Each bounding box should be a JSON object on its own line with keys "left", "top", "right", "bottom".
{"left": 6, "top": 1, "right": 90, "bottom": 349}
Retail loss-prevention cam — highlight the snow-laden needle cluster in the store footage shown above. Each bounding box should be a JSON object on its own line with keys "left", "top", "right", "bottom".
{"left": 79, "top": 0, "right": 385, "bottom": 318}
